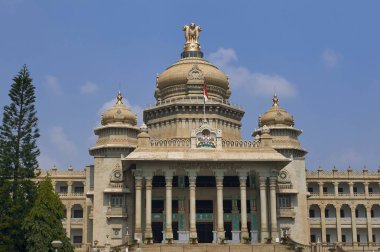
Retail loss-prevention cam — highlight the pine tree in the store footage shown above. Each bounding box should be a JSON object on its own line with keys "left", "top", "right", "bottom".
{"left": 22, "top": 177, "right": 73, "bottom": 252}
{"left": 0, "top": 65, "right": 40, "bottom": 251}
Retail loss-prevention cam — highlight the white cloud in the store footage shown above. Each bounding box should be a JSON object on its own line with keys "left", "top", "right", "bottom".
{"left": 98, "top": 97, "right": 144, "bottom": 126}
{"left": 44, "top": 75, "right": 63, "bottom": 95}
{"left": 208, "top": 48, "right": 296, "bottom": 97}
{"left": 48, "top": 126, "right": 77, "bottom": 155}
{"left": 80, "top": 81, "right": 98, "bottom": 94}
{"left": 321, "top": 49, "right": 339, "bottom": 68}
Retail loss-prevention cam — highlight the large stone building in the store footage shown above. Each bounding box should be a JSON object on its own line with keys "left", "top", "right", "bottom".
{"left": 36, "top": 24, "right": 380, "bottom": 252}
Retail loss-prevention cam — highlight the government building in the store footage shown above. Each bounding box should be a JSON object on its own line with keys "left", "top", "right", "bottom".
{"left": 36, "top": 24, "right": 380, "bottom": 252}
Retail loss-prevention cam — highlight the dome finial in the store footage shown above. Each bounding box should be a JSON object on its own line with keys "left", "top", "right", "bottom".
{"left": 181, "top": 23, "right": 203, "bottom": 58}
{"left": 272, "top": 94, "right": 279, "bottom": 106}
{"left": 116, "top": 91, "right": 123, "bottom": 104}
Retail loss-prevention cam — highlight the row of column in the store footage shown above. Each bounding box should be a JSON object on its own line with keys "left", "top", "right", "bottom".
{"left": 134, "top": 169, "right": 278, "bottom": 244}
{"left": 318, "top": 204, "right": 373, "bottom": 243}
{"left": 317, "top": 181, "right": 372, "bottom": 197}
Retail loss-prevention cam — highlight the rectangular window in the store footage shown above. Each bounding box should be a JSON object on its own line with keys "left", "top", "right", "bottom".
{"left": 73, "top": 209, "right": 83, "bottom": 218}
{"left": 310, "top": 235, "right": 316, "bottom": 242}
{"left": 323, "top": 187, "right": 327, "bottom": 193}
{"left": 338, "top": 187, "right": 343, "bottom": 193}
{"left": 325, "top": 209, "right": 329, "bottom": 218}
{"left": 373, "top": 235, "right": 376, "bottom": 242}
{"left": 342, "top": 235, "right": 346, "bottom": 243}
{"left": 357, "top": 235, "right": 360, "bottom": 243}
{"left": 111, "top": 195, "right": 123, "bottom": 207}
{"left": 309, "top": 210, "right": 315, "bottom": 218}
{"left": 340, "top": 209, "right": 345, "bottom": 218}
{"left": 73, "top": 236, "right": 82, "bottom": 244}
{"left": 74, "top": 187, "right": 84, "bottom": 193}
{"left": 369, "top": 187, "right": 373, "bottom": 193}
{"left": 278, "top": 195, "right": 291, "bottom": 208}
{"left": 59, "top": 186, "right": 68, "bottom": 193}
{"left": 326, "top": 234, "right": 330, "bottom": 243}
{"left": 371, "top": 210, "right": 374, "bottom": 218}
{"left": 355, "top": 209, "right": 359, "bottom": 218}
{"left": 353, "top": 187, "right": 358, "bottom": 193}
{"left": 308, "top": 187, "right": 313, "bottom": 193}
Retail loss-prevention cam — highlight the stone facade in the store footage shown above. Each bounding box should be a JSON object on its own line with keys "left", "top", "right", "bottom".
{"left": 35, "top": 24, "right": 380, "bottom": 252}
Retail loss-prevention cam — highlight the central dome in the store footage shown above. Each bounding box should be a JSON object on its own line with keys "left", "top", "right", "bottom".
{"left": 154, "top": 23, "right": 231, "bottom": 103}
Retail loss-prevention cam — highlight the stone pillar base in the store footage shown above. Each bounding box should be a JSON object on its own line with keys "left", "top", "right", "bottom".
{"left": 260, "top": 231, "right": 270, "bottom": 243}
{"left": 134, "top": 233, "right": 143, "bottom": 244}
{"left": 212, "top": 231, "right": 217, "bottom": 243}
{"left": 251, "top": 230, "right": 258, "bottom": 243}
{"left": 178, "top": 231, "right": 189, "bottom": 243}
{"left": 231, "top": 231, "right": 240, "bottom": 243}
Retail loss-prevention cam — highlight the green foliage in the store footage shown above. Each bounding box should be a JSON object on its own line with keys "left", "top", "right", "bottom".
{"left": 0, "top": 65, "right": 41, "bottom": 251}
{"left": 0, "top": 64, "right": 40, "bottom": 181}
{"left": 22, "top": 177, "right": 73, "bottom": 252}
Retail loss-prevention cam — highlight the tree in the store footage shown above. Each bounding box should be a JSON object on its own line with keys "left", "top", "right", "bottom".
{"left": 22, "top": 177, "right": 73, "bottom": 252}
{"left": 0, "top": 65, "right": 40, "bottom": 251}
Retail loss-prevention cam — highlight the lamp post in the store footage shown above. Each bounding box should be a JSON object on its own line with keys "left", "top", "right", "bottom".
{"left": 51, "top": 240, "right": 62, "bottom": 252}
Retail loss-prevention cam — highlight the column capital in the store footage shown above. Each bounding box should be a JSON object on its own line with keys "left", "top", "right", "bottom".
{"left": 318, "top": 181, "right": 324, "bottom": 186}
{"left": 133, "top": 169, "right": 143, "bottom": 179}
{"left": 259, "top": 176, "right": 267, "bottom": 188}
{"left": 269, "top": 176, "right": 277, "bottom": 185}
{"left": 67, "top": 181, "right": 73, "bottom": 186}
{"left": 348, "top": 181, "right": 354, "bottom": 186}
{"left": 363, "top": 181, "right": 369, "bottom": 186}
{"left": 236, "top": 168, "right": 249, "bottom": 178}
{"left": 213, "top": 169, "right": 226, "bottom": 179}
{"left": 319, "top": 203, "right": 326, "bottom": 210}
{"left": 164, "top": 169, "right": 175, "bottom": 179}
{"left": 186, "top": 168, "right": 200, "bottom": 179}
{"left": 333, "top": 181, "right": 339, "bottom": 186}
{"left": 143, "top": 169, "right": 155, "bottom": 180}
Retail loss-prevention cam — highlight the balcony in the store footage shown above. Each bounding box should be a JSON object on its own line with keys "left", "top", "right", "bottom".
{"left": 278, "top": 207, "right": 295, "bottom": 219}
{"left": 71, "top": 218, "right": 83, "bottom": 225}
{"left": 309, "top": 217, "right": 321, "bottom": 224}
{"left": 341, "top": 217, "right": 352, "bottom": 224}
{"left": 278, "top": 184, "right": 298, "bottom": 194}
{"left": 106, "top": 207, "right": 128, "bottom": 219}
{"left": 325, "top": 217, "right": 336, "bottom": 224}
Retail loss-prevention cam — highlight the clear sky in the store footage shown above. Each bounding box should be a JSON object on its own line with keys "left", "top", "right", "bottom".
{"left": 1, "top": 1, "right": 379, "bottom": 171}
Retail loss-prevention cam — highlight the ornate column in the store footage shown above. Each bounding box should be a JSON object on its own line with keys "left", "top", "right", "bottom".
{"left": 336, "top": 204, "right": 342, "bottom": 243}
{"left": 349, "top": 182, "right": 354, "bottom": 197}
{"left": 68, "top": 181, "right": 73, "bottom": 196}
{"left": 364, "top": 182, "right": 369, "bottom": 197}
{"left": 66, "top": 203, "right": 71, "bottom": 239}
{"left": 366, "top": 205, "right": 373, "bottom": 243}
{"left": 350, "top": 204, "right": 357, "bottom": 243}
{"left": 334, "top": 182, "right": 339, "bottom": 197}
{"left": 186, "top": 169, "right": 199, "bottom": 241}
{"left": 269, "top": 176, "right": 278, "bottom": 239}
{"left": 259, "top": 176, "right": 269, "bottom": 242}
{"left": 134, "top": 170, "right": 143, "bottom": 242}
{"left": 320, "top": 204, "right": 326, "bottom": 243}
{"left": 214, "top": 169, "right": 226, "bottom": 242}
{"left": 144, "top": 174, "right": 153, "bottom": 240}
{"left": 318, "top": 182, "right": 324, "bottom": 196}
{"left": 238, "top": 169, "right": 249, "bottom": 242}
{"left": 165, "top": 170, "right": 175, "bottom": 241}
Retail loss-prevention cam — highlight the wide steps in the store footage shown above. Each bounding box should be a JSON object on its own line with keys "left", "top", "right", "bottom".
{"left": 129, "top": 243, "right": 295, "bottom": 252}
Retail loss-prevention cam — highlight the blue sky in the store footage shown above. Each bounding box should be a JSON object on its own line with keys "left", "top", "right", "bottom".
{"left": 1, "top": 1, "right": 379, "bottom": 171}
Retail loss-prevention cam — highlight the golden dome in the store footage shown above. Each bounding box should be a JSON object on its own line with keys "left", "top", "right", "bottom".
{"left": 156, "top": 57, "right": 230, "bottom": 100}
{"left": 259, "top": 95, "right": 294, "bottom": 127}
{"left": 101, "top": 91, "right": 137, "bottom": 126}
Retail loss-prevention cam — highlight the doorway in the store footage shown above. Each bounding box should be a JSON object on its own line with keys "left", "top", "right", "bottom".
{"left": 197, "top": 222, "right": 213, "bottom": 243}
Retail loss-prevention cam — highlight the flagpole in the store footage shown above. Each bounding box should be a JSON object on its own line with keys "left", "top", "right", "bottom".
{"left": 203, "top": 96, "right": 206, "bottom": 123}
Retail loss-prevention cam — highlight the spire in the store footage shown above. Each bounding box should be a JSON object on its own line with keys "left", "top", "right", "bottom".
{"left": 181, "top": 22, "right": 204, "bottom": 58}
{"left": 272, "top": 94, "right": 279, "bottom": 106}
{"left": 116, "top": 91, "right": 123, "bottom": 104}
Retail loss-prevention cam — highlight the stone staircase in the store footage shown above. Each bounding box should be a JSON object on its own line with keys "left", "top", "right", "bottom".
{"left": 128, "top": 243, "right": 297, "bottom": 252}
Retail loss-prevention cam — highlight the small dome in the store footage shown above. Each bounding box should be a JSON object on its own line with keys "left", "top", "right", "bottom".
{"left": 101, "top": 91, "right": 137, "bottom": 126}
{"left": 259, "top": 95, "right": 294, "bottom": 127}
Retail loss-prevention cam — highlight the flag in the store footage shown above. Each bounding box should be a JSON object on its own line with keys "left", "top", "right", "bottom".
{"left": 203, "top": 82, "right": 209, "bottom": 102}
